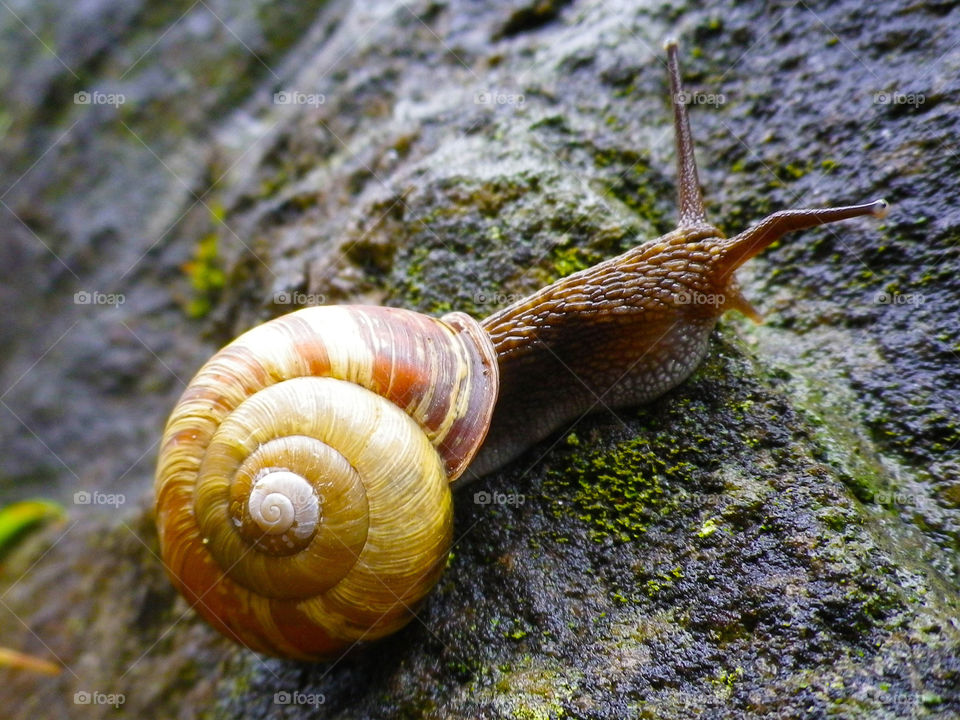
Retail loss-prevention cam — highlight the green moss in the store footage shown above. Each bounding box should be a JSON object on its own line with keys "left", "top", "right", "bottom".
{"left": 645, "top": 569, "right": 683, "bottom": 597}
{"left": 549, "top": 244, "right": 598, "bottom": 278}
{"left": 486, "top": 660, "right": 577, "bottom": 720}
{"left": 447, "top": 656, "right": 484, "bottom": 678}
{"left": 697, "top": 517, "right": 719, "bottom": 538}
{"left": 790, "top": 376, "right": 899, "bottom": 507}
{"left": 390, "top": 243, "right": 429, "bottom": 308}
{"left": 511, "top": 708, "right": 556, "bottom": 720}
{"left": 709, "top": 666, "right": 744, "bottom": 697}
{"left": 182, "top": 205, "right": 227, "bottom": 319}
{"left": 592, "top": 149, "right": 667, "bottom": 230}
{"left": 718, "top": 190, "right": 774, "bottom": 234}
{"left": 544, "top": 435, "right": 696, "bottom": 543}
{"left": 257, "top": 0, "right": 329, "bottom": 56}
{"left": 439, "top": 176, "right": 531, "bottom": 218}
{"left": 765, "top": 160, "right": 815, "bottom": 189}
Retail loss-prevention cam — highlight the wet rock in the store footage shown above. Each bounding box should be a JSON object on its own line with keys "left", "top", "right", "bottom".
{"left": 1, "top": 0, "right": 958, "bottom": 718}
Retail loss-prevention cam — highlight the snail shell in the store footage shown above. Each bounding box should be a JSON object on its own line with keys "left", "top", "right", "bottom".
{"left": 154, "top": 305, "right": 497, "bottom": 659}
{"left": 155, "top": 40, "right": 887, "bottom": 661}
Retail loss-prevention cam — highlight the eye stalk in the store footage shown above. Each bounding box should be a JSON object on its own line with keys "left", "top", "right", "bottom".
{"left": 714, "top": 200, "right": 889, "bottom": 285}
{"left": 663, "top": 38, "right": 887, "bottom": 321}
{"left": 664, "top": 38, "right": 709, "bottom": 229}
{"left": 155, "top": 40, "right": 889, "bottom": 660}
{"left": 477, "top": 40, "right": 888, "bottom": 473}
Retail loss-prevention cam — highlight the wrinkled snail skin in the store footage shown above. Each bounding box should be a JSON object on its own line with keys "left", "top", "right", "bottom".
{"left": 471, "top": 226, "right": 727, "bottom": 477}
{"left": 473, "top": 203, "right": 890, "bottom": 476}
{"left": 155, "top": 41, "right": 887, "bottom": 660}
{"left": 470, "top": 41, "right": 888, "bottom": 477}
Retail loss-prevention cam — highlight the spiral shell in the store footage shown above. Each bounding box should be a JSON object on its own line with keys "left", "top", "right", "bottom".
{"left": 154, "top": 305, "right": 498, "bottom": 660}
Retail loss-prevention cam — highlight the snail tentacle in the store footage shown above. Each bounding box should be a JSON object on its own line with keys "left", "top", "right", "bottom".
{"left": 155, "top": 42, "right": 886, "bottom": 661}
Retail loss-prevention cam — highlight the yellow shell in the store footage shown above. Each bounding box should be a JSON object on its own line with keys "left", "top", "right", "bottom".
{"left": 154, "top": 305, "right": 498, "bottom": 660}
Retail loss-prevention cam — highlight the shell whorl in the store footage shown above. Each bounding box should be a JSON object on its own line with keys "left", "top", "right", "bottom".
{"left": 246, "top": 469, "right": 320, "bottom": 546}
{"left": 154, "top": 305, "right": 498, "bottom": 660}
{"left": 154, "top": 41, "right": 888, "bottom": 663}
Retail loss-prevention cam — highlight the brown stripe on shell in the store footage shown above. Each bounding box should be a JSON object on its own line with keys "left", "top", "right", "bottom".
{"left": 155, "top": 305, "right": 499, "bottom": 659}
{"left": 436, "top": 311, "right": 500, "bottom": 482}
{"left": 357, "top": 307, "right": 434, "bottom": 417}
{"left": 282, "top": 314, "right": 332, "bottom": 378}
{"left": 335, "top": 306, "right": 498, "bottom": 480}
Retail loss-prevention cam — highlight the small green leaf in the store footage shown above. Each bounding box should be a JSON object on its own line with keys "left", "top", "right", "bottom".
{"left": 0, "top": 499, "right": 66, "bottom": 559}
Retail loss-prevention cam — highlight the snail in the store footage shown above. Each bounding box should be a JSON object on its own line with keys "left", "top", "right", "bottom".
{"left": 154, "top": 41, "right": 887, "bottom": 660}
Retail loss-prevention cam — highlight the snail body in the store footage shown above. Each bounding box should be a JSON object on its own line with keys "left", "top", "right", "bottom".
{"left": 155, "top": 42, "right": 887, "bottom": 660}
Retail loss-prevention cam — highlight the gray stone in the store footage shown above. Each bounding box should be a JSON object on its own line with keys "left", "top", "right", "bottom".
{"left": 1, "top": 0, "right": 958, "bottom": 717}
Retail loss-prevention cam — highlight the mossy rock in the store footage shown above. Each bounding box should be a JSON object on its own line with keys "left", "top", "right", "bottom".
{"left": 1, "top": 0, "right": 958, "bottom": 718}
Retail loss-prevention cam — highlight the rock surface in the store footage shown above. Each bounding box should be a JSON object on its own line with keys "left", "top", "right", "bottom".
{"left": 1, "top": 0, "right": 958, "bottom": 718}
